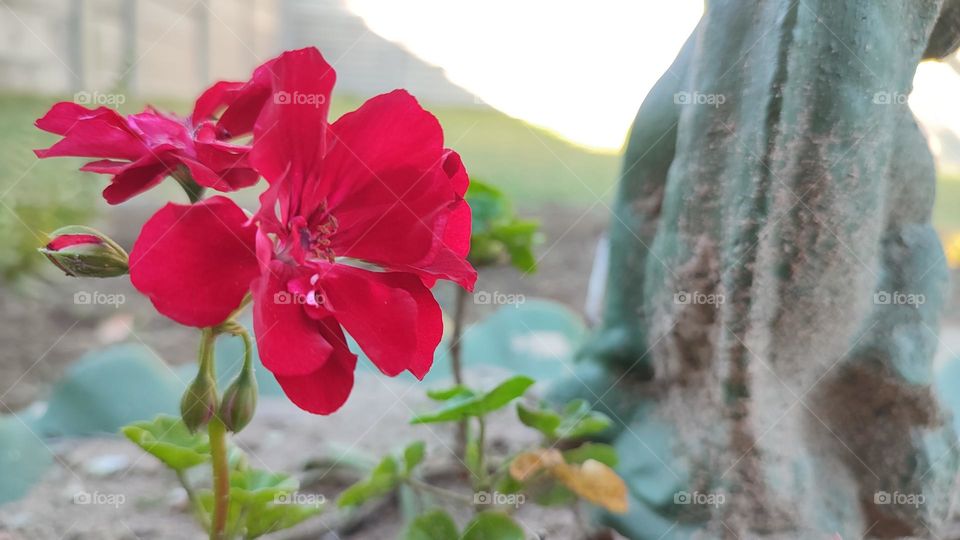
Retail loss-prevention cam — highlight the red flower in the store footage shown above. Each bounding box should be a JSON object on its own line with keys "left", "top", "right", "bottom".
{"left": 129, "top": 48, "right": 476, "bottom": 414}
{"left": 34, "top": 82, "right": 262, "bottom": 204}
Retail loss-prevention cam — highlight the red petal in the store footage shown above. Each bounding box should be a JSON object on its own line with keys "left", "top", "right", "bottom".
{"left": 251, "top": 262, "right": 335, "bottom": 376}
{"left": 95, "top": 156, "right": 173, "bottom": 205}
{"left": 250, "top": 47, "right": 336, "bottom": 188}
{"left": 129, "top": 196, "right": 259, "bottom": 327}
{"left": 35, "top": 103, "right": 146, "bottom": 161}
{"left": 320, "top": 264, "right": 442, "bottom": 379}
{"left": 47, "top": 234, "right": 101, "bottom": 251}
{"left": 273, "top": 318, "right": 357, "bottom": 415}
{"left": 192, "top": 81, "right": 245, "bottom": 124}
{"left": 322, "top": 91, "right": 475, "bottom": 288}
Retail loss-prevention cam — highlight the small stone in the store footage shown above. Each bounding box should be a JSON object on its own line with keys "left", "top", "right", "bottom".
{"left": 83, "top": 453, "right": 130, "bottom": 477}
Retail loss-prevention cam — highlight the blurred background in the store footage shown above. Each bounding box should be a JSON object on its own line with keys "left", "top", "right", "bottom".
{"left": 4, "top": 1, "right": 960, "bottom": 537}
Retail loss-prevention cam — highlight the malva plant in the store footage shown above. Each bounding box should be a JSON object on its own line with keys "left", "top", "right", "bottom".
{"left": 35, "top": 47, "right": 475, "bottom": 539}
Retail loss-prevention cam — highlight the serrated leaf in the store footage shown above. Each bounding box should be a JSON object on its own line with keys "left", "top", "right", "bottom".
{"left": 403, "top": 441, "right": 426, "bottom": 475}
{"left": 404, "top": 509, "right": 459, "bottom": 540}
{"left": 412, "top": 376, "right": 534, "bottom": 424}
{"left": 563, "top": 443, "right": 618, "bottom": 468}
{"left": 337, "top": 455, "right": 399, "bottom": 507}
{"left": 516, "top": 403, "right": 562, "bottom": 438}
{"left": 461, "top": 512, "right": 525, "bottom": 540}
{"left": 121, "top": 415, "right": 209, "bottom": 470}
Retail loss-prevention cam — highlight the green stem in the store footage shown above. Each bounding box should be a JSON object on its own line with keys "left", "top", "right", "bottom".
{"left": 406, "top": 478, "right": 474, "bottom": 505}
{"left": 450, "top": 286, "right": 469, "bottom": 465}
{"left": 208, "top": 417, "right": 230, "bottom": 540}
{"left": 198, "top": 327, "right": 230, "bottom": 540}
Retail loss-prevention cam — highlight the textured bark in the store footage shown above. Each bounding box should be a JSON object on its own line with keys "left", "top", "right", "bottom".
{"left": 557, "top": 1, "right": 960, "bottom": 537}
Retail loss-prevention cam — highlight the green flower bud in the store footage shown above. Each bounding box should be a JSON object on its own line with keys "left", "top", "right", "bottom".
{"left": 39, "top": 225, "right": 128, "bottom": 278}
{"left": 181, "top": 373, "right": 218, "bottom": 433}
{"left": 219, "top": 371, "right": 258, "bottom": 433}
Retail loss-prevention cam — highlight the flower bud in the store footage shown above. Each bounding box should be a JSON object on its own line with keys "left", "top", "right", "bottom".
{"left": 180, "top": 373, "right": 218, "bottom": 433}
{"left": 219, "top": 371, "right": 258, "bottom": 433}
{"left": 39, "top": 225, "right": 128, "bottom": 278}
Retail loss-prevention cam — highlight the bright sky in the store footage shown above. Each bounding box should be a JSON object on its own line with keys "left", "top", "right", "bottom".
{"left": 346, "top": 0, "right": 959, "bottom": 154}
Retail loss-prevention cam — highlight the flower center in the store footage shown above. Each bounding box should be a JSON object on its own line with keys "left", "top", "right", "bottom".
{"left": 291, "top": 211, "right": 339, "bottom": 264}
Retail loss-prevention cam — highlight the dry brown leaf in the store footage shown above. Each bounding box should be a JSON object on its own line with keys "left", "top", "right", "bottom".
{"left": 509, "top": 449, "right": 564, "bottom": 481}
{"left": 551, "top": 459, "right": 628, "bottom": 514}
{"left": 510, "top": 450, "right": 628, "bottom": 514}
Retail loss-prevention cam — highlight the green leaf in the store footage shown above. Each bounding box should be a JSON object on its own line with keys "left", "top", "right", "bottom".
{"left": 492, "top": 220, "right": 540, "bottom": 273}
{"left": 516, "top": 403, "right": 562, "bottom": 438}
{"left": 404, "top": 509, "right": 459, "bottom": 540}
{"left": 466, "top": 180, "right": 512, "bottom": 235}
{"left": 337, "top": 455, "right": 400, "bottom": 507}
{"left": 403, "top": 441, "right": 427, "bottom": 475}
{"left": 426, "top": 385, "right": 474, "bottom": 401}
{"left": 556, "top": 399, "right": 612, "bottom": 439}
{"left": 465, "top": 178, "right": 540, "bottom": 272}
{"left": 230, "top": 468, "right": 299, "bottom": 504}
{"left": 411, "top": 376, "right": 535, "bottom": 424}
{"left": 245, "top": 501, "right": 322, "bottom": 538}
{"left": 121, "top": 415, "right": 209, "bottom": 470}
{"left": 461, "top": 512, "right": 525, "bottom": 540}
{"left": 563, "top": 443, "right": 619, "bottom": 467}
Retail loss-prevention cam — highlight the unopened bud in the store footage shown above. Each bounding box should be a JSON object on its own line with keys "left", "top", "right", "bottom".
{"left": 181, "top": 373, "right": 218, "bottom": 433}
{"left": 39, "top": 225, "right": 128, "bottom": 277}
{"left": 219, "top": 371, "right": 257, "bottom": 433}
